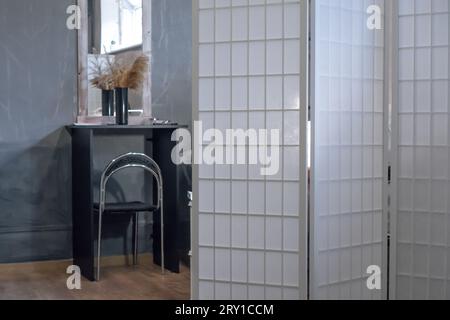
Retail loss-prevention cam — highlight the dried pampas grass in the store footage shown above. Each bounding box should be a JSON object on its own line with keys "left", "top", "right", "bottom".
{"left": 111, "top": 52, "right": 149, "bottom": 89}
{"left": 90, "top": 52, "right": 116, "bottom": 90}
{"left": 90, "top": 52, "right": 149, "bottom": 90}
{"left": 91, "top": 74, "right": 115, "bottom": 91}
{"left": 122, "top": 55, "right": 149, "bottom": 89}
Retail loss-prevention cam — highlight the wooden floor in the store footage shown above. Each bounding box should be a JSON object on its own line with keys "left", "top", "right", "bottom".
{"left": 0, "top": 255, "right": 190, "bottom": 300}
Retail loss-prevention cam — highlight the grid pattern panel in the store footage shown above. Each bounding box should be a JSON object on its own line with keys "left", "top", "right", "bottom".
{"left": 312, "top": 0, "right": 385, "bottom": 299}
{"left": 396, "top": 0, "right": 450, "bottom": 300}
{"left": 196, "top": 0, "right": 306, "bottom": 300}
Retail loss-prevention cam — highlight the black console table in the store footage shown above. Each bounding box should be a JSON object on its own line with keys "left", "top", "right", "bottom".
{"left": 69, "top": 124, "right": 186, "bottom": 281}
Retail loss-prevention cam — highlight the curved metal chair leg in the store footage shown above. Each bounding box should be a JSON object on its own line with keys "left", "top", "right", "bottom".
{"left": 96, "top": 211, "right": 103, "bottom": 281}
{"left": 133, "top": 212, "right": 139, "bottom": 266}
{"left": 161, "top": 201, "right": 165, "bottom": 275}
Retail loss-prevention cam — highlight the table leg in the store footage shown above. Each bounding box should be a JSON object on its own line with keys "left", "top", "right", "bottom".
{"left": 151, "top": 129, "right": 180, "bottom": 273}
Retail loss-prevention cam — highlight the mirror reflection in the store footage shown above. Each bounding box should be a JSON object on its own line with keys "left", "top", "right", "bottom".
{"left": 87, "top": 0, "right": 145, "bottom": 117}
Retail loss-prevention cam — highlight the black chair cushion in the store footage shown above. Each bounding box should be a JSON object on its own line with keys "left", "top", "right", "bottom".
{"left": 93, "top": 202, "right": 157, "bottom": 214}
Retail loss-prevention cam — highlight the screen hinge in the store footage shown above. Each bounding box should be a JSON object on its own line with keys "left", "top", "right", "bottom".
{"left": 387, "top": 165, "right": 392, "bottom": 185}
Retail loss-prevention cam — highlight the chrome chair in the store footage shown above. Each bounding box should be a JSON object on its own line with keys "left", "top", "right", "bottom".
{"left": 95, "top": 152, "right": 164, "bottom": 281}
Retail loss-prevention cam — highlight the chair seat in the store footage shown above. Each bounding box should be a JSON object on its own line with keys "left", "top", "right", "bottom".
{"left": 94, "top": 202, "right": 157, "bottom": 214}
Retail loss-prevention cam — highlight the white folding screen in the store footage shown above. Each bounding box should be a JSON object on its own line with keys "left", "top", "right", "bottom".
{"left": 393, "top": 0, "right": 450, "bottom": 300}
{"left": 192, "top": 0, "right": 309, "bottom": 300}
{"left": 311, "top": 0, "right": 385, "bottom": 299}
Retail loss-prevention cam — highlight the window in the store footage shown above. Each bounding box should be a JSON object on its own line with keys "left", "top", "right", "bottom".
{"left": 100, "top": 0, "right": 142, "bottom": 53}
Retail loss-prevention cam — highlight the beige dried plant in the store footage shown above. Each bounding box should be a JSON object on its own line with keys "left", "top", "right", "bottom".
{"left": 91, "top": 51, "right": 149, "bottom": 90}
{"left": 89, "top": 52, "right": 116, "bottom": 91}
{"left": 111, "top": 52, "right": 149, "bottom": 89}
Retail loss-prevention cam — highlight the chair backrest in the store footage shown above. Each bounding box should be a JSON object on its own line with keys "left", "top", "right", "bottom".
{"left": 99, "top": 153, "right": 163, "bottom": 210}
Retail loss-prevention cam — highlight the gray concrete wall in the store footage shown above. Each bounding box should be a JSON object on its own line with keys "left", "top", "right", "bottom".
{"left": 152, "top": 0, "right": 192, "bottom": 129}
{"left": 0, "top": 0, "right": 76, "bottom": 262}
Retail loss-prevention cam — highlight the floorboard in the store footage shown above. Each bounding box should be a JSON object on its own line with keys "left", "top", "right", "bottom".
{"left": 0, "top": 255, "right": 190, "bottom": 300}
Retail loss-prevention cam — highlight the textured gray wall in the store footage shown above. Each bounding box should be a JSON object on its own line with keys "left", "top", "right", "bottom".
{"left": 152, "top": 0, "right": 192, "bottom": 128}
{"left": 0, "top": 0, "right": 76, "bottom": 263}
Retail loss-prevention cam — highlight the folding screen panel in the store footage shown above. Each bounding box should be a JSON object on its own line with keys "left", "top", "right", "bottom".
{"left": 311, "top": 0, "right": 385, "bottom": 299}
{"left": 192, "top": 0, "right": 309, "bottom": 300}
{"left": 393, "top": 0, "right": 450, "bottom": 300}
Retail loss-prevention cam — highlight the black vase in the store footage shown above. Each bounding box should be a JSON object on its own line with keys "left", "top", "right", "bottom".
{"left": 101, "top": 90, "right": 114, "bottom": 116}
{"left": 115, "top": 88, "right": 129, "bottom": 125}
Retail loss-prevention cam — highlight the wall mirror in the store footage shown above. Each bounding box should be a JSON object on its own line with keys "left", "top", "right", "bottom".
{"left": 77, "top": 0, "right": 151, "bottom": 122}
